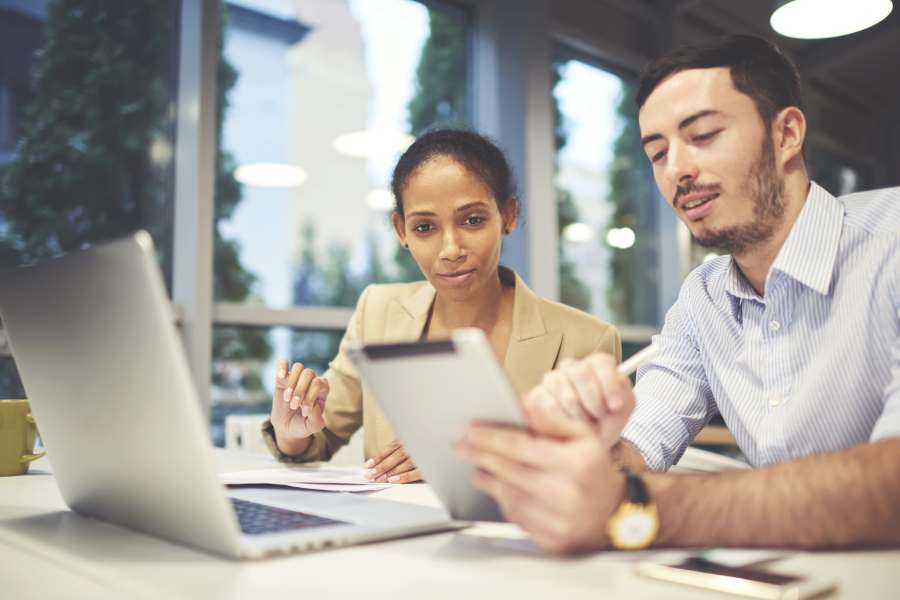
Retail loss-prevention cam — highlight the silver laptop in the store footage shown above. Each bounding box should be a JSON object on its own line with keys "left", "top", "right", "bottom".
{"left": 0, "top": 231, "right": 452, "bottom": 559}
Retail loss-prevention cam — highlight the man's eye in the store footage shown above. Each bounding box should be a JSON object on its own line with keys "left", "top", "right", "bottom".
{"left": 651, "top": 150, "right": 667, "bottom": 163}
{"left": 414, "top": 223, "right": 432, "bottom": 233}
{"left": 693, "top": 129, "right": 722, "bottom": 143}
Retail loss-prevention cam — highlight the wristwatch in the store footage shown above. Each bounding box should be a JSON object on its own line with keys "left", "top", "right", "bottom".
{"left": 606, "top": 468, "right": 659, "bottom": 550}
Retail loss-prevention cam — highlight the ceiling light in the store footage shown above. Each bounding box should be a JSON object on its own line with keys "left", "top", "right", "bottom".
{"left": 234, "top": 163, "right": 307, "bottom": 188}
{"left": 366, "top": 189, "right": 396, "bottom": 211}
{"left": 771, "top": 0, "right": 893, "bottom": 39}
{"left": 606, "top": 227, "right": 636, "bottom": 249}
{"left": 333, "top": 130, "right": 415, "bottom": 158}
{"left": 563, "top": 222, "right": 594, "bottom": 243}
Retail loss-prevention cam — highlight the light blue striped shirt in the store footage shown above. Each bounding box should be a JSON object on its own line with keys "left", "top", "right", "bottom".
{"left": 622, "top": 183, "right": 900, "bottom": 471}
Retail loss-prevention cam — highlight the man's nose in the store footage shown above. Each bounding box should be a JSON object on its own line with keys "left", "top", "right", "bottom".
{"left": 667, "top": 143, "right": 698, "bottom": 188}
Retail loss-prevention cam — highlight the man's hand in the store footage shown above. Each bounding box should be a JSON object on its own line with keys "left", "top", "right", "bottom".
{"left": 457, "top": 396, "right": 625, "bottom": 554}
{"left": 526, "top": 352, "right": 635, "bottom": 449}
{"left": 363, "top": 440, "right": 422, "bottom": 483}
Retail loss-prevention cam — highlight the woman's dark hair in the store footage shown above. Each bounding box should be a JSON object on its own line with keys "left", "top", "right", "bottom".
{"left": 636, "top": 35, "right": 803, "bottom": 125}
{"left": 390, "top": 128, "right": 517, "bottom": 218}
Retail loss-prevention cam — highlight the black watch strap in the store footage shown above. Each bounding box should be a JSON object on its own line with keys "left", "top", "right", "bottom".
{"left": 622, "top": 468, "right": 651, "bottom": 505}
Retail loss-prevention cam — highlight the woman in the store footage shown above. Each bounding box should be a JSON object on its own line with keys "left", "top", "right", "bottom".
{"left": 262, "top": 129, "right": 620, "bottom": 483}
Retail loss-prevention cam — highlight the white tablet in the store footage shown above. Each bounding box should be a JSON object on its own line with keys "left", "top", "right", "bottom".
{"left": 347, "top": 328, "right": 526, "bottom": 522}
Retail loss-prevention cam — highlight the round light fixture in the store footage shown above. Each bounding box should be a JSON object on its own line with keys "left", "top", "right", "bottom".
{"left": 771, "top": 0, "right": 893, "bottom": 39}
{"left": 563, "top": 222, "right": 594, "bottom": 243}
{"left": 606, "top": 227, "right": 636, "bottom": 249}
{"left": 234, "top": 163, "right": 308, "bottom": 188}
{"left": 366, "top": 189, "right": 396, "bottom": 211}
{"left": 333, "top": 130, "right": 415, "bottom": 158}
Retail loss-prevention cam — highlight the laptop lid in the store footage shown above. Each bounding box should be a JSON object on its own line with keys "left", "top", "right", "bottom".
{"left": 0, "top": 232, "right": 455, "bottom": 558}
{"left": 0, "top": 232, "right": 245, "bottom": 556}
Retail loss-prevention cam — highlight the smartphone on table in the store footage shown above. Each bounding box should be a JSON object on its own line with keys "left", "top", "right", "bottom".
{"left": 637, "top": 556, "right": 837, "bottom": 599}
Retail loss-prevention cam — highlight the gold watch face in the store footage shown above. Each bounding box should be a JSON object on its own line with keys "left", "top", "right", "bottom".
{"left": 608, "top": 502, "right": 659, "bottom": 550}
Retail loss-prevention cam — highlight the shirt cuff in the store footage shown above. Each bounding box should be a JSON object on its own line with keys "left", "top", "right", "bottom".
{"left": 260, "top": 419, "right": 326, "bottom": 463}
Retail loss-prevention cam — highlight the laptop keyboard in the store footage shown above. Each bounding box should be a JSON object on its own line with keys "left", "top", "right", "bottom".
{"left": 230, "top": 497, "right": 349, "bottom": 536}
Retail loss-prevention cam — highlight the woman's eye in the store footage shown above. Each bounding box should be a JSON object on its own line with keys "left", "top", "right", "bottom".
{"left": 465, "top": 215, "right": 485, "bottom": 226}
{"left": 413, "top": 223, "right": 432, "bottom": 233}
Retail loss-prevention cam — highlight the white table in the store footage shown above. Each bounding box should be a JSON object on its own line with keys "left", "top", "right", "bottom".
{"left": 2, "top": 450, "right": 897, "bottom": 600}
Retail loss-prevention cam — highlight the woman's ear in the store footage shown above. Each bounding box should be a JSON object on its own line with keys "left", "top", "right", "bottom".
{"left": 501, "top": 198, "right": 519, "bottom": 234}
{"left": 392, "top": 211, "right": 408, "bottom": 248}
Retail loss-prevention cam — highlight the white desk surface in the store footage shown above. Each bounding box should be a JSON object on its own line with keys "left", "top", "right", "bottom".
{"left": 2, "top": 449, "right": 897, "bottom": 600}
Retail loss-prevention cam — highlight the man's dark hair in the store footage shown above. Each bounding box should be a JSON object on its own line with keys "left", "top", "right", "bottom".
{"left": 636, "top": 35, "right": 803, "bottom": 124}
{"left": 391, "top": 128, "right": 517, "bottom": 217}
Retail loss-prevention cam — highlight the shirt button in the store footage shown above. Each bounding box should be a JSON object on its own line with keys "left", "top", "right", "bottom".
{"left": 768, "top": 320, "right": 781, "bottom": 332}
{"left": 769, "top": 394, "right": 782, "bottom": 407}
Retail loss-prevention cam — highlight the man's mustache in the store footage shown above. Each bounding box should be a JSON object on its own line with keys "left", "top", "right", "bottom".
{"left": 673, "top": 182, "right": 722, "bottom": 206}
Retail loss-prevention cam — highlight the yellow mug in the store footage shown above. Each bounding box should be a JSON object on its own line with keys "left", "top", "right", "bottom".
{"left": 0, "top": 399, "right": 46, "bottom": 476}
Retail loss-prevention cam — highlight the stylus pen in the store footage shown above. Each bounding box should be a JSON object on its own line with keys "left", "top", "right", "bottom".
{"left": 617, "top": 343, "right": 659, "bottom": 377}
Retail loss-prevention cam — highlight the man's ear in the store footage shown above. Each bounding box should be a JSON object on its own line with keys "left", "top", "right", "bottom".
{"left": 501, "top": 198, "right": 519, "bottom": 234}
{"left": 773, "top": 106, "right": 806, "bottom": 169}
{"left": 392, "top": 211, "right": 407, "bottom": 247}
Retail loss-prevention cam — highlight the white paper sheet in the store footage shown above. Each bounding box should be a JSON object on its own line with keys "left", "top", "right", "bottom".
{"left": 220, "top": 465, "right": 392, "bottom": 492}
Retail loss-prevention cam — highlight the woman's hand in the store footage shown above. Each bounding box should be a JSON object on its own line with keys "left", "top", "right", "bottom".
{"left": 363, "top": 440, "right": 422, "bottom": 483}
{"left": 269, "top": 359, "right": 330, "bottom": 455}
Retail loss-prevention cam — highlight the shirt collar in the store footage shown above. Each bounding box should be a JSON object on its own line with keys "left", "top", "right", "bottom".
{"left": 723, "top": 181, "right": 843, "bottom": 319}
{"left": 769, "top": 182, "right": 843, "bottom": 296}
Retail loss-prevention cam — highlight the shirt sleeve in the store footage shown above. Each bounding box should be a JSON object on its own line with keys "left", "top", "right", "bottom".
{"left": 869, "top": 266, "right": 900, "bottom": 442}
{"left": 620, "top": 277, "right": 717, "bottom": 471}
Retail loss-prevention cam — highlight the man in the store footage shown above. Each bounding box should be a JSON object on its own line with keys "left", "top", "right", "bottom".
{"left": 457, "top": 35, "right": 900, "bottom": 554}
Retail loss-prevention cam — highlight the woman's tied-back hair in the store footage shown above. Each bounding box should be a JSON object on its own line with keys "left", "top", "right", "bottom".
{"left": 391, "top": 128, "right": 517, "bottom": 218}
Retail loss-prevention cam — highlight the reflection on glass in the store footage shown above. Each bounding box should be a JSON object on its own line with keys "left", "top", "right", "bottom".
{"left": 552, "top": 55, "right": 659, "bottom": 326}
{"left": 0, "top": 1, "right": 179, "bottom": 401}
{"left": 0, "top": 0, "right": 178, "bottom": 279}
{"left": 211, "top": 325, "right": 343, "bottom": 447}
{"left": 0, "top": 356, "right": 25, "bottom": 399}
{"left": 216, "top": 0, "right": 470, "bottom": 311}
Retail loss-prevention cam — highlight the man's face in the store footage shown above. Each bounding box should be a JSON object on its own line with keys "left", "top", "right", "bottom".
{"left": 638, "top": 67, "right": 785, "bottom": 255}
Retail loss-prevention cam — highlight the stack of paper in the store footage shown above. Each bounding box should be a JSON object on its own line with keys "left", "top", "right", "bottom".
{"left": 220, "top": 465, "right": 391, "bottom": 492}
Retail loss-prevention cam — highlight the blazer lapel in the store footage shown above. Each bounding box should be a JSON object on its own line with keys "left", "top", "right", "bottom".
{"left": 502, "top": 269, "right": 562, "bottom": 395}
{"left": 384, "top": 281, "right": 435, "bottom": 343}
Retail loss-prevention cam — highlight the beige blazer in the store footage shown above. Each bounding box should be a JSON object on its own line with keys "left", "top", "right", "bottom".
{"left": 263, "top": 267, "right": 621, "bottom": 462}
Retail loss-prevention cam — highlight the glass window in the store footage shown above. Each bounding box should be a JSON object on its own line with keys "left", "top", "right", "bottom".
{"left": 0, "top": 0, "right": 180, "bottom": 398}
{"left": 552, "top": 52, "right": 660, "bottom": 327}
{"left": 211, "top": 325, "right": 343, "bottom": 446}
{"left": 214, "top": 0, "right": 471, "bottom": 311}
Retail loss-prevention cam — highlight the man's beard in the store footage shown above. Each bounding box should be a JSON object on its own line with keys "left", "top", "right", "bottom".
{"left": 691, "top": 133, "right": 785, "bottom": 255}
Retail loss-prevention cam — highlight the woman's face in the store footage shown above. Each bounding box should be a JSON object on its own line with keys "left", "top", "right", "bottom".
{"left": 393, "top": 155, "right": 515, "bottom": 301}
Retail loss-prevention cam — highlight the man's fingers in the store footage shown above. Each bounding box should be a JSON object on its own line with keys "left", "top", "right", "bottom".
{"left": 462, "top": 424, "right": 564, "bottom": 470}
{"left": 540, "top": 370, "right": 582, "bottom": 419}
{"left": 523, "top": 392, "right": 594, "bottom": 440}
{"left": 588, "top": 353, "right": 630, "bottom": 413}
{"left": 564, "top": 359, "right": 604, "bottom": 419}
